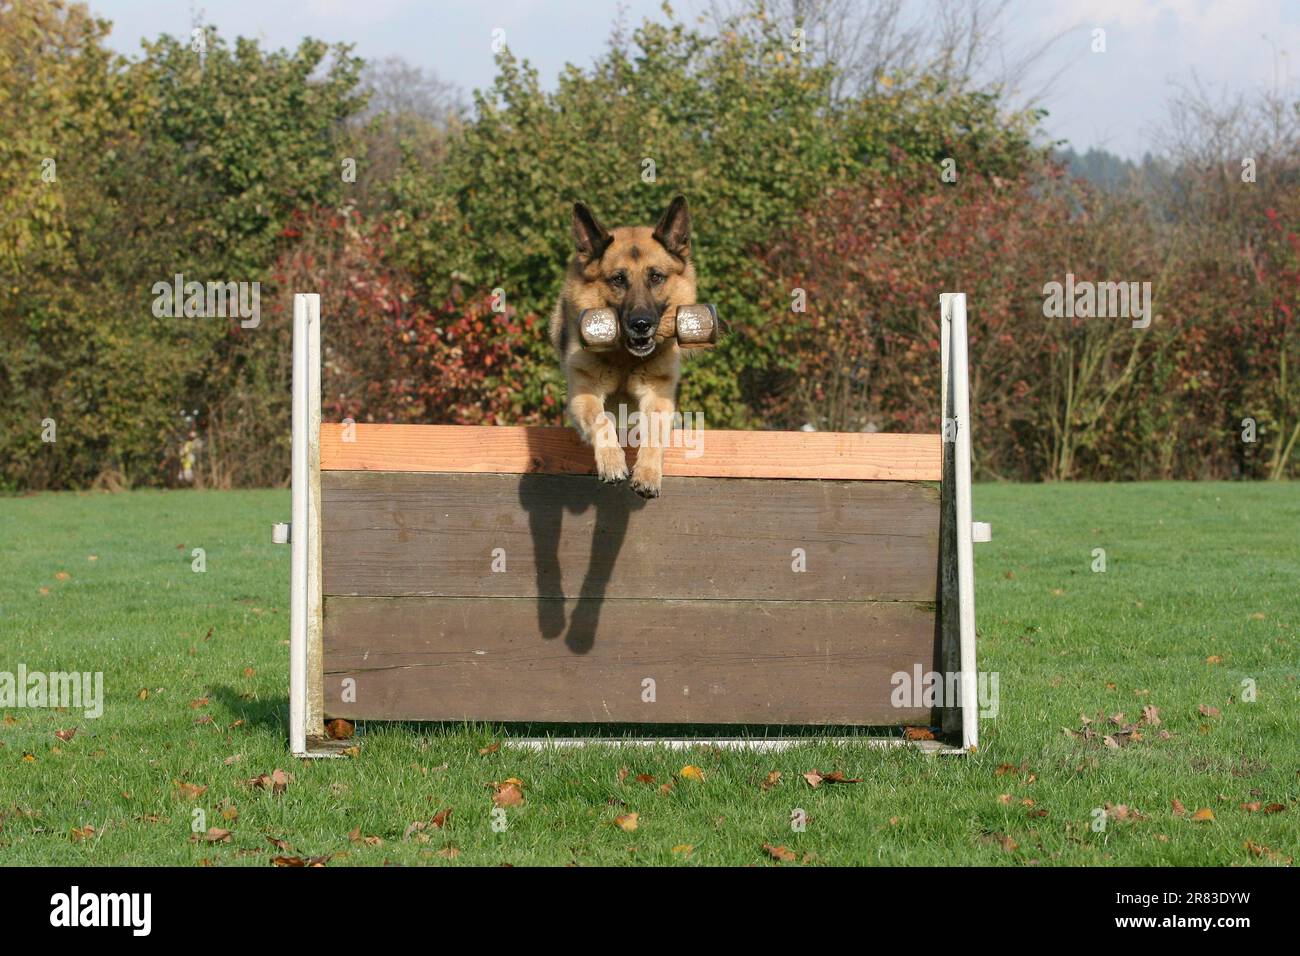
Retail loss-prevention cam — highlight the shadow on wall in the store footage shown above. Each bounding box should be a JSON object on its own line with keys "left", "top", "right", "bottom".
{"left": 517, "top": 429, "right": 646, "bottom": 655}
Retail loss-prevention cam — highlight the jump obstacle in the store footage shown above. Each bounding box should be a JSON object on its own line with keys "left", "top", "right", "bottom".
{"left": 286, "top": 293, "right": 985, "bottom": 756}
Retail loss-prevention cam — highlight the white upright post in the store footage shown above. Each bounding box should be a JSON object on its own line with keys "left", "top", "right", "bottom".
{"left": 289, "top": 293, "right": 320, "bottom": 756}
{"left": 947, "top": 293, "right": 979, "bottom": 751}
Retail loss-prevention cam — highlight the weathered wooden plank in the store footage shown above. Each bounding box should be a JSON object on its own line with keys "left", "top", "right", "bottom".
{"left": 320, "top": 423, "right": 942, "bottom": 481}
{"left": 321, "top": 596, "right": 938, "bottom": 725}
{"left": 321, "top": 472, "right": 940, "bottom": 601}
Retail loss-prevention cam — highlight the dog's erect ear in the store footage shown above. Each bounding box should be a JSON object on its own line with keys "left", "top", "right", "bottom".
{"left": 572, "top": 202, "right": 612, "bottom": 261}
{"left": 653, "top": 195, "right": 691, "bottom": 258}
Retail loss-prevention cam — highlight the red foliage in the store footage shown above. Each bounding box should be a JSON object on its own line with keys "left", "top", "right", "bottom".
{"left": 760, "top": 159, "right": 1299, "bottom": 480}
{"left": 268, "top": 207, "right": 547, "bottom": 426}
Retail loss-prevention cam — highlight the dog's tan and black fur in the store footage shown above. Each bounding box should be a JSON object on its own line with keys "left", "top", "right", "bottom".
{"left": 549, "top": 196, "right": 696, "bottom": 498}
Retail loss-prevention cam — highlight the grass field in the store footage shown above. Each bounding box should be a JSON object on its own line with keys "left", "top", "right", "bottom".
{"left": 1, "top": 483, "right": 1295, "bottom": 866}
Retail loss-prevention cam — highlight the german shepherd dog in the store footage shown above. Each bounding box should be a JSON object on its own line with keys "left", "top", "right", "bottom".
{"left": 549, "top": 196, "right": 696, "bottom": 499}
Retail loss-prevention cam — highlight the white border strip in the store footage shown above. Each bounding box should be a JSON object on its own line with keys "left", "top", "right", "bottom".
{"left": 501, "top": 737, "right": 959, "bottom": 753}
{"left": 289, "top": 293, "right": 320, "bottom": 757}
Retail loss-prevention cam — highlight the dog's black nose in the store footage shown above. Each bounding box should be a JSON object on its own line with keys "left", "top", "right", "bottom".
{"left": 628, "top": 311, "right": 656, "bottom": 337}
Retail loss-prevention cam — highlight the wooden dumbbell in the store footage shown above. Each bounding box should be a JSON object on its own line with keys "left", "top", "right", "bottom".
{"left": 579, "top": 304, "right": 719, "bottom": 351}
{"left": 578, "top": 308, "right": 621, "bottom": 351}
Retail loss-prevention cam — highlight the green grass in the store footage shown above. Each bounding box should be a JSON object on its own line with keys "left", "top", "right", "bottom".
{"left": 0, "top": 483, "right": 1295, "bottom": 866}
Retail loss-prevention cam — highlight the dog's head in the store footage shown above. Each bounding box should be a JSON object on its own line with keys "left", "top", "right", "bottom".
{"left": 569, "top": 196, "right": 697, "bottom": 358}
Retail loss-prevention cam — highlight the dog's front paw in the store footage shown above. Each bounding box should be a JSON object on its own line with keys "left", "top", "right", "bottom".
{"left": 594, "top": 445, "right": 628, "bottom": 483}
{"left": 629, "top": 460, "right": 662, "bottom": 499}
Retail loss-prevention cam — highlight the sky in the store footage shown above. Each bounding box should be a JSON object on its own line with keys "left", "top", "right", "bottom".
{"left": 91, "top": 0, "right": 1300, "bottom": 160}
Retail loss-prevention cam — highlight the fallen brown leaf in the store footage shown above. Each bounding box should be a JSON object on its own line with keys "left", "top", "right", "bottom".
{"left": 492, "top": 783, "right": 524, "bottom": 808}
{"left": 1105, "top": 804, "right": 1147, "bottom": 823}
{"left": 249, "top": 769, "right": 292, "bottom": 794}
{"left": 763, "top": 843, "right": 797, "bottom": 863}
{"left": 402, "top": 821, "right": 428, "bottom": 842}
{"left": 803, "top": 769, "right": 860, "bottom": 788}
{"left": 1244, "top": 840, "right": 1291, "bottom": 863}
{"left": 820, "top": 771, "right": 862, "bottom": 784}
{"left": 979, "top": 831, "right": 1018, "bottom": 852}
{"left": 325, "top": 718, "right": 354, "bottom": 740}
{"left": 174, "top": 781, "right": 207, "bottom": 801}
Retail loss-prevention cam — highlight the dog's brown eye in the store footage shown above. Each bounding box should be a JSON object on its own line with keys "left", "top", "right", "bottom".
{"left": 608, "top": 273, "right": 628, "bottom": 288}
{"left": 648, "top": 271, "right": 664, "bottom": 285}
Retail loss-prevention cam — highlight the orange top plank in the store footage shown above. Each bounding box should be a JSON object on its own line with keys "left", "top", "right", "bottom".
{"left": 320, "top": 424, "right": 941, "bottom": 481}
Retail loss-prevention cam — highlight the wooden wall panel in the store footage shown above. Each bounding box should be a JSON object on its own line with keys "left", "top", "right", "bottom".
{"left": 322, "top": 472, "right": 939, "bottom": 602}
{"left": 321, "top": 423, "right": 942, "bottom": 482}
{"left": 322, "top": 596, "right": 938, "bottom": 725}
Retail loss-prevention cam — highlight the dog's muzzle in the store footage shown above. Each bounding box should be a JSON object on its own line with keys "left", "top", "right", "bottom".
{"left": 625, "top": 310, "right": 657, "bottom": 357}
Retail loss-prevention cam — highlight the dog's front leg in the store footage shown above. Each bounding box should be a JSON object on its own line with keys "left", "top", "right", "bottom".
{"left": 627, "top": 372, "right": 676, "bottom": 499}
{"left": 568, "top": 375, "right": 627, "bottom": 483}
